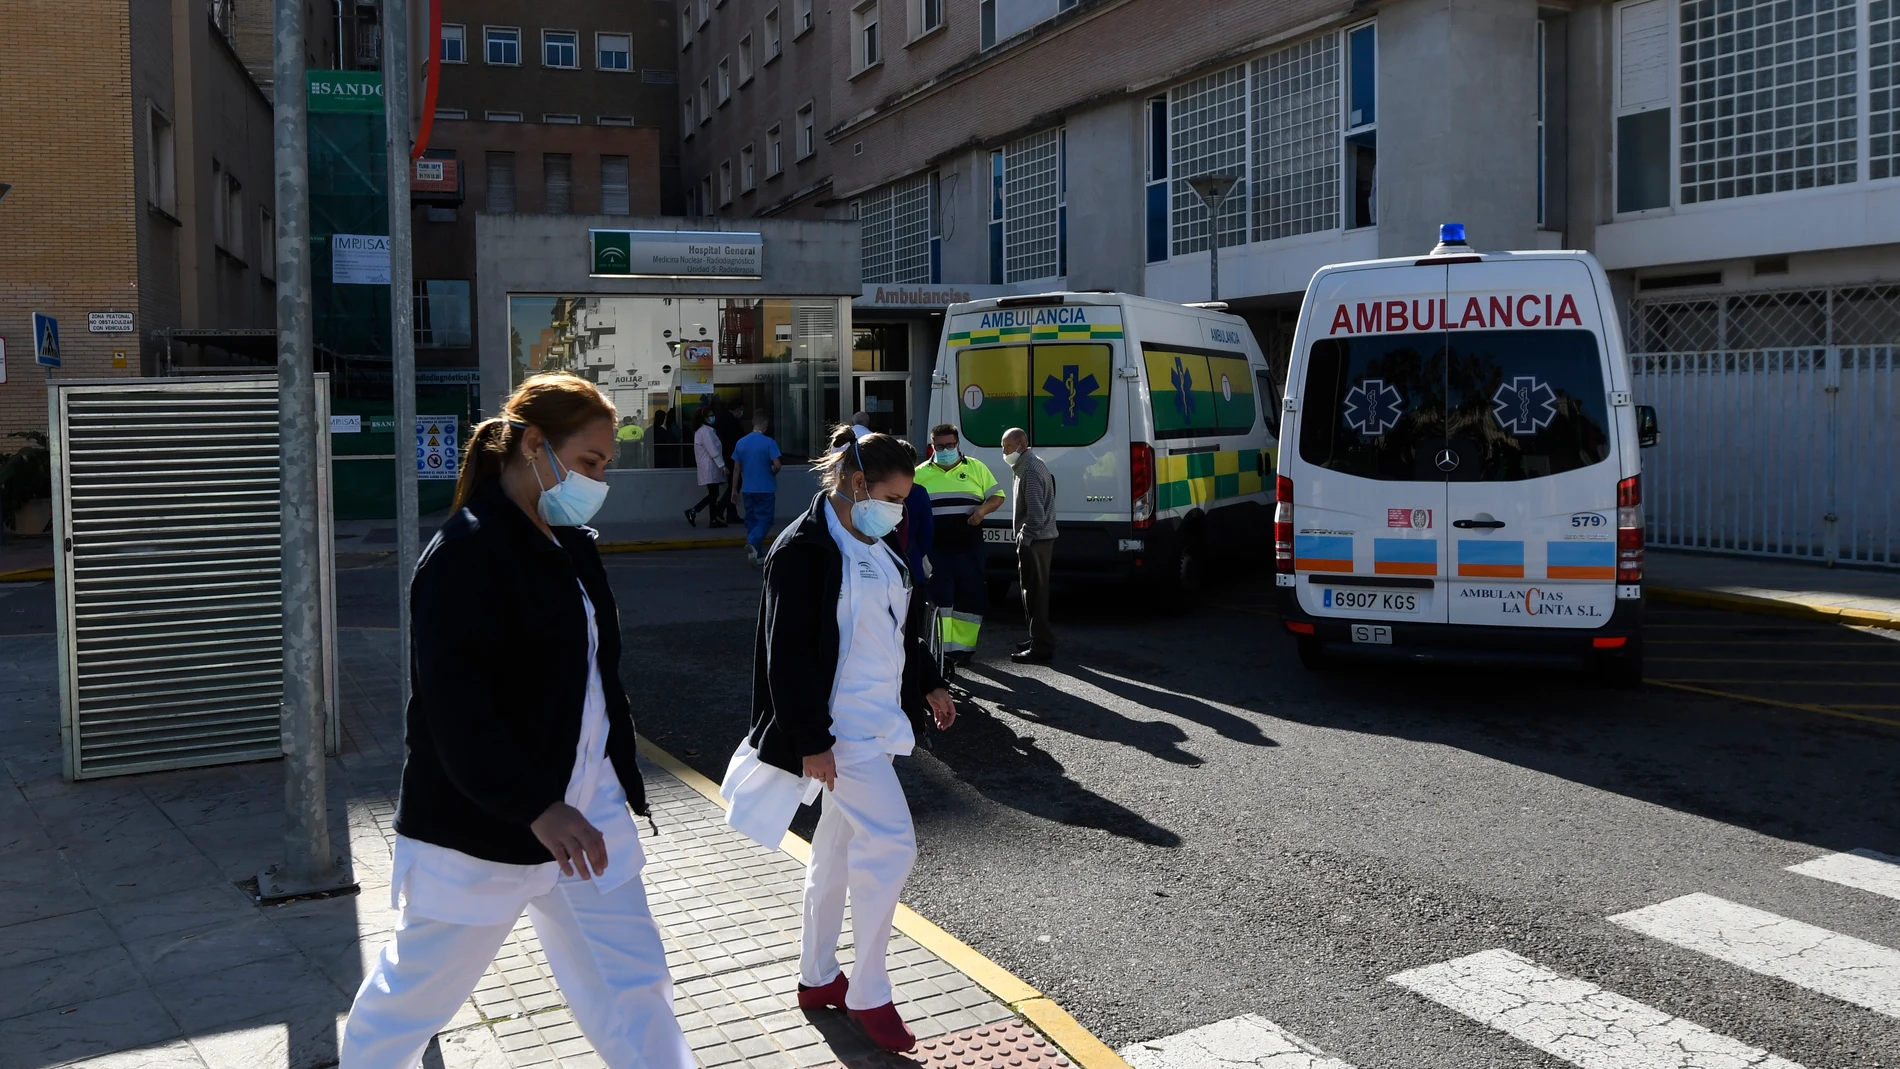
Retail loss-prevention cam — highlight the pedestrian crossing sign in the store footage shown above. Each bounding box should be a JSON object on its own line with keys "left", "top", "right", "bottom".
{"left": 31, "top": 313, "right": 59, "bottom": 368}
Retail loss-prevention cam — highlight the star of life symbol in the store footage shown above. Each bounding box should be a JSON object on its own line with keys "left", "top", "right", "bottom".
{"left": 1042, "top": 364, "right": 1100, "bottom": 426}
{"left": 1492, "top": 375, "right": 1558, "bottom": 435}
{"left": 1342, "top": 378, "right": 1404, "bottom": 437}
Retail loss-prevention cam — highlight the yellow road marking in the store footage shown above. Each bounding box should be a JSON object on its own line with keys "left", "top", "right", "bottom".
{"left": 1649, "top": 657, "right": 1900, "bottom": 665}
{"left": 1831, "top": 704, "right": 1900, "bottom": 710}
{"left": 1663, "top": 678, "right": 1900, "bottom": 686}
{"left": 1649, "top": 683, "right": 1900, "bottom": 732}
{"left": 633, "top": 734, "right": 1134, "bottom": 1069}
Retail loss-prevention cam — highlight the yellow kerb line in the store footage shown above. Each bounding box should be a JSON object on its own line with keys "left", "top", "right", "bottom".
{"left": 1647, "top": 680, "right": 1900, "bottom": 730}
{"left": 634, "top": 733, "right": 1136, "bottom": 1069}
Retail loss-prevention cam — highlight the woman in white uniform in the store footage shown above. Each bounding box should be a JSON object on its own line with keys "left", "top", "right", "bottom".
{"left": 340, "top": 373, "right": 695, "bottom": 1069}
{"left": 745, "top": 428, "right": 956, "bottom": 1052}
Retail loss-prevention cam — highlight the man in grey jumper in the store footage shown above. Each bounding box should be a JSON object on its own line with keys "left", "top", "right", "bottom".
{"left": 1000, "top": 427, "right": 1057, "bottom": 664}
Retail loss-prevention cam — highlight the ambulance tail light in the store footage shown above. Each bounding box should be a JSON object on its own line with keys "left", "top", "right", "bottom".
{"left": 1274, "top": 475, "right": 1295, "bottom": 574}
{"left": 1131, "top": 442, "right": 1156, "bottom": 530}
{"left": 1617, "top": 475, "right": 1644, "bottom": 583}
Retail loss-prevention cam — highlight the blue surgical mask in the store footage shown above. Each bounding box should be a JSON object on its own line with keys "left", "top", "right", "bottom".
{"left": 933, "top": 447, "right": 959, "bottom": 466}
{"left": 854, "top": 496, "right": 904, "bottom": 538}
{"left": 535, "top": 450, "right": 610, "bottom": 527}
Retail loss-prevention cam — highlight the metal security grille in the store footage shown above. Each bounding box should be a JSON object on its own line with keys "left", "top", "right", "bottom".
{"left": 1677, "top": 0, "right": 1861, "bottom": 204}
{"left": 53, "top": 377, "right": 338, "bottom": 779}
{"left": 1003, "top": 130, "right": 1060, "bottom": 282}
{"left": 1170, "top": 64, "right": 1248, "bottom": 255}
{"left": 1251, "top": 34, "right": 1340, "bottom": 243}
{"left": 1630, "top": 285, "right": 1899, "bottom": 566}
{"left": 1874, "top": 0, "right": 1899, "bottom": 178}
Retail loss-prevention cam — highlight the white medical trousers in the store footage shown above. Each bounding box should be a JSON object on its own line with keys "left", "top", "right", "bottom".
{"left": 799, "top": 742, "right": 917, "bottom": 1011}
{"left": 340, "top": 874, "right": 693, "bottom": 1069}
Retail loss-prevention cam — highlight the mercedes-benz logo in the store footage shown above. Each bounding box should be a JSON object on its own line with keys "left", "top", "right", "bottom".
{"left": 1434, "top": 448, "right": 1460, "bottom": 472}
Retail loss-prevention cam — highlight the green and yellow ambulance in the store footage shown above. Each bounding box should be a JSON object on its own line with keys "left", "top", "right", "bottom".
{"left": 928, "top": 292, "right": 1281, "bottom": 594}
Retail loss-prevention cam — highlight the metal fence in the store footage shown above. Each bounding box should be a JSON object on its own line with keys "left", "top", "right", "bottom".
{"left": 51, "top": 376, "right": 339, "bottom": 779}
{"left": 1629, "top": 282, "right": 1898, "bottom": 567}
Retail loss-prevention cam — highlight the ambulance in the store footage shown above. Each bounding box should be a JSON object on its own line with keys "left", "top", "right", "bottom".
{"left": 1275, "top": 225, "right": 1659, "bottom": 685}
{"left": 928, "top": 291, "right": 1279, "bottom": 595}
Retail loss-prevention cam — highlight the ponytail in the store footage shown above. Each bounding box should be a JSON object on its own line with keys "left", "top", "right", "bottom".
{"left": 450, "top": 372, "right": 617, "bottom": 512}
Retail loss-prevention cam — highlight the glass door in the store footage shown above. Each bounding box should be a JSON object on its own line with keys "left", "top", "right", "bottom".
{"left": 856, "top": 376, "right": 911, "bottom": 439}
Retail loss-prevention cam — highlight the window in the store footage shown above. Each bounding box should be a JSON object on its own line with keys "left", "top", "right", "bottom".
{"left": 601, "top": 156, "right": 631, "bottom": 214}
{"left": 797, "top": 103, "right": 815, "bottom": 158}
{"left": 485, "top": 110, "right": 522, "bottom": 121}
{"left": 1001, "top": 129, "right": 1060, "bottom": 281}
{"left": 854, "top": 2, "right": 881, "bottom": 70}
{"left": 1169, "top": 67, "right": 1247, "bottom": 256}
{"left": 1251, "top": 33, "right": 1340, "bottom": 242}
{"left": 441, "top": 23, "right": 465, "bottom": 63}
{"left": 1344, "top": 22, "right": 1377, "bottom": 228}
{"left": 698, "top": 79, "right": 712, "bottom": 123}
{"left": 739, "top": 35, "right": 754, "bottom": 83}
{"left": 916, "top": 0, "right": 942, "bottom": 36}
{"left": 699, "top": 0, "right": 711, "bottom": 27}
{"left": 597, "top": 32, "right": 630, "bottom": 70}
{"left": 683, "top": 99, "right": 696, "bottom": 134}
{"left": 544, "top": 30, "right": 578, "bottom": 68}
{"left": 768, "top": 124, "right": 784, "bottom": 175}
{"left": 1144, "top": 97, "right": 1167, "bottom": 262}
{"left": 224, "top": 173, "right": 243, "bottom": 255}
{"left": 543, "top": 113, "right": 580, "bottom": 124}
{"left": 1142, "top": 345, "right": 1257, "bottom": 439}
{"left": 720, "top": 160, "right": 734, "bottom": 205}
{"left": 989, "top": 149, "right": 1003, "bottom": 283}
{"left": 858, "top": 173, "right": 932, "bottom": 283}
{"left": 485, "top": 26, "right": 520, "bottom": 65}
{"left": 544, "top": 153, "right": 573, "bottom": 214}
{"left": 699, "top": 175, "right": 714, "bottom": 214}
{"left": 486, "top": 151, "right": 516, "bottom": 211}
{"left": 211, "top": 161, "right": 225, "bottom": 247}
{"left": 980, "top": 0, "right": 996, "bottom": 49}
{"left": 435, "top": 108, "right": 468, "bottom": 120}
{"left": 414, "top": 281, "right": 473, "bottom": 348}
{"left": 1536, "top": 19, "right": 1547, "bottom": 226}
{"left": 681, "top": 4, "right": 693, "bottom": 47}
{"left": 1613, "top": 1, "right": 1673, "bottom": 211}
{"left": 147, "top": 105, "right": 176, "bottom": 215}
{"left": 741, "top": 143, "right": 756, "bottom": 190}
{"left": 258, "top": 207, "right": 274, "bottom": 280}
{"left": 1876, "top": 0, "right": 1900, "bottom": 179}
{"left": 797, "top": 0, "right": 813, "bottom": 35}
{"left": 718, "top": 57, "right": 732, "bottom": 102}
{"left": 598, "top": 115, "right": 634, "bottom": 126}
{"left": 766, "top": 7, "right": 782, "bottom": 56}
{"left": 957, "top": 345, "right": 1113, "bottom": 448}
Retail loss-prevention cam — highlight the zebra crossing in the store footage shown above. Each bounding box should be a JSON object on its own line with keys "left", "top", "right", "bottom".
{"left": 1117, "top": 849, "right": 1900, "bottom": 1069}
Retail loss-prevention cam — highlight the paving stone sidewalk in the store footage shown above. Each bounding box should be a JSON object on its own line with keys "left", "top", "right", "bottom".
{"left": 0, "top": 622, "right": 1064, "bottom": 1069}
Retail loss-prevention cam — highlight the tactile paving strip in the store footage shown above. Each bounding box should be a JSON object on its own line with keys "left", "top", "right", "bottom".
{"left": 897, "top": 1021, "right": 1075, "bottom": 1069}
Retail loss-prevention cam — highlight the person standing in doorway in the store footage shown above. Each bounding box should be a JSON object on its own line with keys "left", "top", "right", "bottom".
{"left": 339, "top": 373, "right": 694, "bottom": 1069}
{"left": 850, "top": 410, "right": 874, "bottom": 439}
{"left": 913, "top": 424, "right": 1005, "bottom": 670}
{"left": 714, "top": 399, "right": 747, "bottom": 523}
{"left": 1000, "top": 427, "right": 1057, "bottom": 664}
{"left": 740, "top": 429, "right": 955, "bottom": 1052}
{"left": 730, "top": 409, "right": 783, "bottom": 566}
{"left": 685, "top": 406, "right": 729, "bottom": 528}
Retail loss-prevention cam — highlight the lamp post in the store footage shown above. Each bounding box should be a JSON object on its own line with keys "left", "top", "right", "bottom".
{"left": 1186, "top": 173, "right": 1239, "bottom": 303}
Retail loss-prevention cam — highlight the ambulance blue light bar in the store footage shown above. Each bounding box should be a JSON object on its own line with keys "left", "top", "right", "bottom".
{"left": 1440, "top": 223, "right": 1467, "bottom": 244}
{"left": 1417, "top": 222, "right": 1482, "bottom": 265}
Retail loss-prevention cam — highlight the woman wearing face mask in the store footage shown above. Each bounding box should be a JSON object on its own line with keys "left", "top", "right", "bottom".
{"left": 729, "top": 426, "right": 956, "bottom": 1053}
{"left": 340, "top": 374, "right": 693, "bottom": 1069}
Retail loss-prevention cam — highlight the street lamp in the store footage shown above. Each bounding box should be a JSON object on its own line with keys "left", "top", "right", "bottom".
{"left": 1187, "top": 173, "right": 1239, "bottom": 302}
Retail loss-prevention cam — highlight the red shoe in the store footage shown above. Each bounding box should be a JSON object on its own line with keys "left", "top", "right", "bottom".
{"left": 849, "top": 1002, "right": 916, "bottom": 1052}
{"left": 796, "top": 973, "right": 849, "bottom": 1011}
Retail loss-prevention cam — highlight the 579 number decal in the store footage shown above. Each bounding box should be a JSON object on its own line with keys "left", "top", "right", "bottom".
{"left": 1570, "top": 512, "right": 1608, "bottom": 527}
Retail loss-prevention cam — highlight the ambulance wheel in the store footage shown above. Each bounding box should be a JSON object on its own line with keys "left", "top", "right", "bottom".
{"left": 1295, "top": 636, "right": 1328, "bottom": 672}
{"left": 1597, "top": 639, "right": 1644, "bottom": 689}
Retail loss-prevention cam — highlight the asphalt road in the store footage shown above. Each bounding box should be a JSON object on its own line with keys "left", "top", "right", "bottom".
{"left": 19, "top": 544, "right": 1900, "bottom": 1067}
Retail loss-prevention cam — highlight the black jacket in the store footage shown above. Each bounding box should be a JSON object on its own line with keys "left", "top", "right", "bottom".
{"left": 748, "top": 491, "right": 946, "bottom": 774}
{"left": 394, "top": 480, "right": 646, "bottom": 865}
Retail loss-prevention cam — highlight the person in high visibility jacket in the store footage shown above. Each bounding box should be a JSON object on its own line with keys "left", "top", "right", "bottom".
{"left": 914, "top": 423, "right": 1004, "bottom": 667}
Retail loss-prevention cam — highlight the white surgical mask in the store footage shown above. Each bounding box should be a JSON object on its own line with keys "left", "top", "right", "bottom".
{"left": 1003, "top": 449, "right": 1024, "bottom": 468}
{"left": 534, "top": 450, "right": 609, "bottom": 527}
{"left": 853, "top": 496, "right": 904, "bottom": 538}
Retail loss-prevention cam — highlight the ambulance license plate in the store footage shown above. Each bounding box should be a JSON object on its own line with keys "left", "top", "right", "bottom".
{"left": 981, "top": 527, "right": 1013, "bottom": 544}
{"left": 1351, "top": 624, "right": 1393, "bottom": 645}
{"left": 1322, "top": 588, "right": 1420, "bottom": 613}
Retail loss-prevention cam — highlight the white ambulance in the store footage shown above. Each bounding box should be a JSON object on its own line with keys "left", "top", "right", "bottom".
{"left": 928, "top": 292, "right": 1279, "bottom": 595}
{"left": 1275, "top": 225, "right": 1659, "bottom": 685}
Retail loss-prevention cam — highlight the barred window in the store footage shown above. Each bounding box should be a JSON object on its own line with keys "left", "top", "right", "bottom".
{"left": 1251, "top": 35, "right": 1341, "bottom": 242}
{"left": 1170, "top": 65, "right": 1248, "bottom": 256}
{"left": 1874, "top": 0, "right": 1899, "bottom": 178}
{"left": 1003, "top": 130, "right": 1060, "bottom": 282}
{"left": 1678, "top": 0, "right": 1861, "bottom": 204}
{"left": 858, "top": 174, "right": 933, "bottom": 284}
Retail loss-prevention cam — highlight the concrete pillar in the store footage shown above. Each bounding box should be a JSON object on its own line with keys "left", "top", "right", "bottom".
{"left": 1064, "top": 101, "right": 1146, "bottom": 295}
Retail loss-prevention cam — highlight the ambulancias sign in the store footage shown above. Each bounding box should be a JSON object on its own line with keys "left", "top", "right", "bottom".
{"left": 590, "top": 229, "right": 763, "bottom": 278}
{"left": 307, "top": 71, "right": 383, "bottom": 113}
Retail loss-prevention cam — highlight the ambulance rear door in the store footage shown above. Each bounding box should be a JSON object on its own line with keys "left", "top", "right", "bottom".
{"left": 1441, "top": 258, "right": 1620, "bottom": 628}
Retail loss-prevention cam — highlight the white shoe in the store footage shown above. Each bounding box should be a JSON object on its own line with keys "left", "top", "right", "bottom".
{"left": 744, "top": 544, "right": 759, "bottom": 565}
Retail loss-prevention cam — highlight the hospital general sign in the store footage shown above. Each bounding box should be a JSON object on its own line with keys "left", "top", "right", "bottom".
{"left": 590, "top": 229, "right": 763, "bottom": 278}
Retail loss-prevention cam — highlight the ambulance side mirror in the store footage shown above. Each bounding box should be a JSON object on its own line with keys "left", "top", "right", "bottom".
{"left": 1636, "top": 405, "right": 1660, "bottom": 448}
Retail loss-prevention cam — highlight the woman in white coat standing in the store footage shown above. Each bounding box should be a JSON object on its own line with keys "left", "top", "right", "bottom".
{"left": 684, "top": 406, "right": 729, "bottom": 528}
{"left": 339, "top": 373, "right": 695, "bottom": 1069}
{"left": 737, "top": 427, "right": 956, "bottom": 1052}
